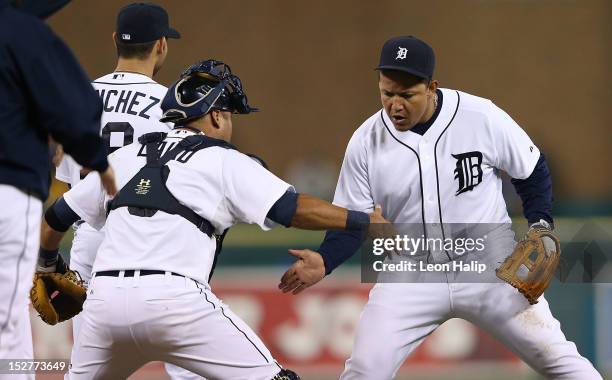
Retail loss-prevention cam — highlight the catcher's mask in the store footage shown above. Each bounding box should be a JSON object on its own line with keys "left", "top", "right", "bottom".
{"left": 160, "top": 59, "right": 258, "bottom": 125}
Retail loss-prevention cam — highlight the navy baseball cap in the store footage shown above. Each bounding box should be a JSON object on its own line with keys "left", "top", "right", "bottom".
{"left": 116, "top": 2, "right": 180, "bottom": 44}
{"left": 376, "top": 36, "right": 435, "bottom": 79}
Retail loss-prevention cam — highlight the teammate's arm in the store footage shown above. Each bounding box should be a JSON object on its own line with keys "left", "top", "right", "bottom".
{"left": 267, "top": 191, "right": 385, "bottom": 231}
{"left": 17, "top": 24, "right": 116, "bottom": 194}
{"left": 37, "top": 172, "right": 107, "bottom": 271}
{"left": 223, "top": 151, "right": 385, "bottom": 233}
{"left": 37, "top": 197, "right": 82, "bottom": 272}
{"left": 268, "top": 131, "right": 377, "bottom": 232}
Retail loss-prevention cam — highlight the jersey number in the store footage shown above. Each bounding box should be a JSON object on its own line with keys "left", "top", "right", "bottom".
{"left": 136, "top": 141, "right": 197, "bottom": 163}
{"left": 101, "top": 122, "right": 134, "bottom": 153}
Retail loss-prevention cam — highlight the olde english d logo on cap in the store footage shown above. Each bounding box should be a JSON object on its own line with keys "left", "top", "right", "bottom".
{"left": 396, "top": 46, "right": 408, "bottom": 60}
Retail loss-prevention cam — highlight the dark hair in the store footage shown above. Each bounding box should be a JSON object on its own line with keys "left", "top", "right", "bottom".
{"left": 114, "top": 36, "right": 158, "bottom": 59}
{"left": 378, "top": 70, "right": 431, "bottom": 85}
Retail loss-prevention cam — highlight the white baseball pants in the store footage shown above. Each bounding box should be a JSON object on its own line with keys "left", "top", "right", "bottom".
{"left": 340, "top": 281, "right": 602, "bottom": 380}
{"left": 0, "top": 185, "right": 42, "bottom": 380}
{"left": 68, "top": 225, "right": 205, "bottom": 380}
{"left": 66, "top": 272, "right": 281, "bottom": 380}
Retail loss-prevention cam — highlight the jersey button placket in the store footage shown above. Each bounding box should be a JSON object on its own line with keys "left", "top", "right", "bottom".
{"left": 419, "top": 138, "right": 445, "bottom": 266}
{"left": 418, "top": 140, "right": 437, "bottom": 220}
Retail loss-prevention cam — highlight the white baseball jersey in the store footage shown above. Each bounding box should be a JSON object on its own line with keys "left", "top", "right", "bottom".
{"left": 63, "top": 129, "right": 292, "bottom": 284}
{"left": 333, "top": 88, "right": 540, "bottom": 225}
{"left": 56, "top": 72, "right": 172, "bottom": 187}
{"left": 335, "top": 88, "right": 601, "bottom": 380}
{"left": 55, "top": 71, "right": 172, "bottom": 285}
{"left": 63, "top": 130, "right": 290, "bottom": 379}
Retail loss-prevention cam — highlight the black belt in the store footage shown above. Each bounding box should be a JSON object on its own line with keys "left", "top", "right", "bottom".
{"left": 95, "top": 270, "right": 183, "bottom": 277}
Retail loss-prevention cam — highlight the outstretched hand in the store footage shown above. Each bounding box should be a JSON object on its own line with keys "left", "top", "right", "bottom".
{"left": 278, "top": 249, "right": 326, "bottom": 295}
{"left": 99, "top": 165, "right": 118, "bottom": 196}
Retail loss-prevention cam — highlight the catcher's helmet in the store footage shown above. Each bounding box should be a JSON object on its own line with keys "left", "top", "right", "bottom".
{"left": 160, "top": 59, "right": 258, "bottom": 125}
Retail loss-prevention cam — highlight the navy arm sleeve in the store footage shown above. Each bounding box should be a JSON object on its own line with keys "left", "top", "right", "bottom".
{"left": 16, "top": 22, "right": 108, "bottom": 171}
{"left": 266, "top": 190, "right": 298, "bottom": 227}
{"left": 510, "top": 153, "right": 553, "bottom": 225}
{"left": 45, "top": 196, "right": 80, "bottom": 232}
{"left": 318, "top": 230, "right": 364, "bottom": 275}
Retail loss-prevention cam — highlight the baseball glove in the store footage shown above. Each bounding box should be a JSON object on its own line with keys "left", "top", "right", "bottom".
{"left": 30, "top": 256, "right": 87, "bottom": 325}
{"left": 496, "top": 224, "right": 561, "bottom": 304}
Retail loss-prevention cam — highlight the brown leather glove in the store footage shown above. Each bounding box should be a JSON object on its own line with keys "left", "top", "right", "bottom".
{"left": 30, "top": 255, "right": 87, "bottom": 325}
{"left": 496, "top": 222, "right": 560, "bottom": 304}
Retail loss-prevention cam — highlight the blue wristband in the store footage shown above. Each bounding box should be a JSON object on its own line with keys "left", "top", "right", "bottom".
{"left": 39, "top": 247, "right": 59, "bottom": 260}
{"left": 318, "top": 230, "right": 364, "bottom": 274}
{"left": 346, "top": 210, "right": 369, "bottom": 231}
{"left": 39, "top": 247, "right": 59, "bottom": 268}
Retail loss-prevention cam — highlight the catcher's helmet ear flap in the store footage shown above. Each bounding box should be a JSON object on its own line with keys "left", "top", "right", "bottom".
{"left": 160, "top": 59, "right": 258, "bottom": 125}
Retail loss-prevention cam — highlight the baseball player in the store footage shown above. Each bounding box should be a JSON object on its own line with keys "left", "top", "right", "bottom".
{"left": 0, "top": 1, "right": 115, "bottom": 378}
{"left": 279, "top": 36, "right": 602, "bottom": 379}
{"left": 37, "top": 59, "right": 387, "bottom": 379}
{"left": 56, "top": 1, "right": 180, "bottom": 281}
{"left": 53, "top": 3, "right": 200, "bottom": 379}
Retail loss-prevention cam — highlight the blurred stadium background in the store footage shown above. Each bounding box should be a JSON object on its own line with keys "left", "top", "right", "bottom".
{"left": 35, "top": 0, "right": 611, "bottom": 379}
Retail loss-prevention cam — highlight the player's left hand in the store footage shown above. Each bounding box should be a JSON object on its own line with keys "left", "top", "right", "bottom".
{"left": 368, "top": 204, "right": 387, "bottom": 225}
{"left": 367, "top": 205, "right": 400, "bottom": 255}
{"left": 278, "top": 249, "right": 325, "bottom": 295}
{"left": 31, "top": 253, "right": 86, "bottom": 325}
{"left": 496, "top": 219, "right": 560, "bottom": 304}
{"left": 99, "top": 165, "right": 118, "bottom": 196}
{"left": 52, "top": 144, "right": 64, "bottom": 167}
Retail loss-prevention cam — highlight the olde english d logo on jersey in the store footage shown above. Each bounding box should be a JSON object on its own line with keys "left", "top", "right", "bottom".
{"left": 135, "top": 179, "right": 151, "bottom": 195}
{"left": 452, "top": 151, "right": 483, "bottom": 195}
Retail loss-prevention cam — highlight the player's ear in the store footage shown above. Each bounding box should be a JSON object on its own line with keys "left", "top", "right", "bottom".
{"left": 428, "top": 79, "right": 439, "bottom": 92}
{"left": 210, "top": 110, "right": 221, "bottom": 129}
{"left": 157, "top": 37, "right": 167, "bottom": 54}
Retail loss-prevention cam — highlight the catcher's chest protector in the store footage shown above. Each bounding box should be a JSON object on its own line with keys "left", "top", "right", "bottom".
{"left": 108, "top": 132, "right": 236, "bottom": 237}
